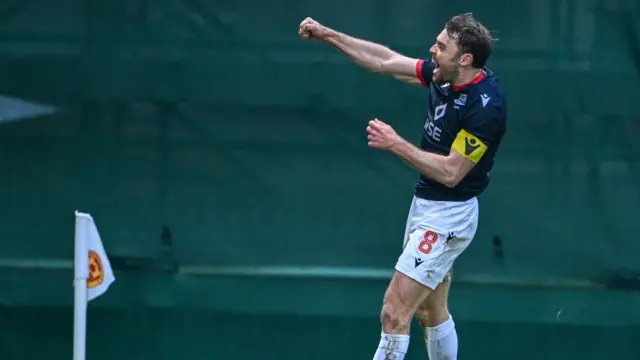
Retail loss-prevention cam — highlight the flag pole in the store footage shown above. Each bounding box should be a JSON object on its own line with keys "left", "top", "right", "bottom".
{"left": 73, "top": 211, "right": 89, "bottom": 360}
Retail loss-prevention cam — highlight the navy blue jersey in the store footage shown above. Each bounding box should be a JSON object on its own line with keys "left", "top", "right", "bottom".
{"left": 413, "top": 59, "right": 507, "bottom": 202}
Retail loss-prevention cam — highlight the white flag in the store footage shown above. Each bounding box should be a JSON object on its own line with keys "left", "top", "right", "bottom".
{"left": 74, "top": 211, "right": 115, "bottom": 301}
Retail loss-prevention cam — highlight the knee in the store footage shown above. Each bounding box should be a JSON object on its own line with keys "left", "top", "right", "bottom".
{"left": 380, "top": 303, "right": 411, "bottom": 334}
{"left": 416, "top": 301, "right": 449, "bottom": 328}
{"left": 415, "top": 306, "right": 431, "bottom": 328}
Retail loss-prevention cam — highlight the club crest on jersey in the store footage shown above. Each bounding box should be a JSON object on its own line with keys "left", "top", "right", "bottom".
{"left": 454, "top": 94, "right": 467, "bottom": 108}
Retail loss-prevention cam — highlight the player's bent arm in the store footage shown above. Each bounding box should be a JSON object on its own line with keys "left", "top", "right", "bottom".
{"left": 324, "top": 31, "right": 421, "bottom": 84}
{"left": 389, "top": 102, "right": 502, "bottom": 186}
{"left": 390, "top": 140, "right": 475, "bottom": 188}
{"left": 389, "top": 107, "right": 499, "bottom": 187}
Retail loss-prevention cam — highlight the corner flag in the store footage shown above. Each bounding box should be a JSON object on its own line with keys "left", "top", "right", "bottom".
{"left": 73, "top": 211, "right": 115, "bottom": 360}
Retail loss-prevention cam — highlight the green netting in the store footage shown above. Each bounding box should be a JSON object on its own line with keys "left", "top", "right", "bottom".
{"left": 0, "top": 0, "right": 638, "bottom": 359}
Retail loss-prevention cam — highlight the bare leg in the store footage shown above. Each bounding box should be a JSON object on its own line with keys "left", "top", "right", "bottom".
{"left": 415, "top": 272, "right": 458, "bottom": 360}
{"left": 372, "top": 270, "right": 433, "bottom": 360}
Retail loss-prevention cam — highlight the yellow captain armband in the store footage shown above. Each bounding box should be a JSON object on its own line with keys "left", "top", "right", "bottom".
{"left": 451, "top": 129, "right": 488, "bottom": 163}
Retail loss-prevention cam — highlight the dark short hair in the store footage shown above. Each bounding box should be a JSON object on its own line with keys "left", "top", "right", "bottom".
{"left": 445, "top": 13, "right": 495, "bottom": 68}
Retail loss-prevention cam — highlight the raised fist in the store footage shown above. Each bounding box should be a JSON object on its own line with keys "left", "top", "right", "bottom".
{"left": 299, "top": 17, "right": 331, "bottom": 40}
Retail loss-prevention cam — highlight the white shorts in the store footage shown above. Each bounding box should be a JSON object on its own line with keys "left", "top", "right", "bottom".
{"left": 395, "top": 195, "right": 479, "bottom": 290}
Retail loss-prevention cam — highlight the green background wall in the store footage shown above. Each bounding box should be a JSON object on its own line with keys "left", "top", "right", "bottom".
{"left": 0, "top": 0, "right": 638, "bottom": 359}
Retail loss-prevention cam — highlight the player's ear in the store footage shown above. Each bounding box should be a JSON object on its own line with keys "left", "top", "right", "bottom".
{"left": 459, "top": 53, "right": 473, "bottom": 67}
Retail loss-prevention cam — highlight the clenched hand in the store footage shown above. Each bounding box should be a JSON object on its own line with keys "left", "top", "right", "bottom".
{"left": 366, "top": 119, "right": 403, "bottom": 150}
{"left": 299, "top": 17, "right": 332, "bottom": 40}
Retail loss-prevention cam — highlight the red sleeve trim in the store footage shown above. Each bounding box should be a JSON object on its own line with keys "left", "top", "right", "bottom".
{"left": 415, "top": 60, "right": 428, "bottom": 87}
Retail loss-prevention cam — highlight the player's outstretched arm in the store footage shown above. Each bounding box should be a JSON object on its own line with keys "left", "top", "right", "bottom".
{"left": 299, "top": 17, "right": 423, "bottom": 85}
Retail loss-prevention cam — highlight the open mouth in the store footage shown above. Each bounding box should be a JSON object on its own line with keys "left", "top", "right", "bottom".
{"left": 433, "top": 61, "right": 440, "bottom": 78}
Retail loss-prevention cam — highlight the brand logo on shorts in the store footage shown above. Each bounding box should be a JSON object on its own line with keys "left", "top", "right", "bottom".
{"left": 414, "top": 257, "right": 424, "bottom": 268}
{"left": 446, "top": 232, "right": 457, "bottom": 242}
